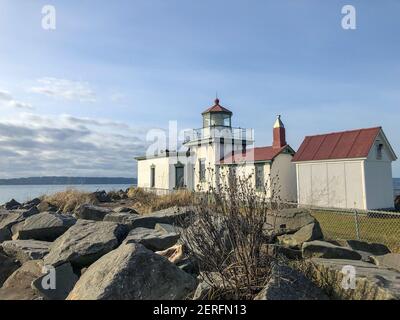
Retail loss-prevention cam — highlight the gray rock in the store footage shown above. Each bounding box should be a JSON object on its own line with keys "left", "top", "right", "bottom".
{"left": 103, "top": 212, "right": 139, "bottom": 229}
{"left": 75, "top": 204, "right": 112, "bottom": 221}
{"left": 0, "top": 251, "right": 20, "bottom": 286}
{"left": 370, "top": 253, "right": 400, "bottom": 272}
{"left": 114, "top": 206, "right": 138, "bottom": 214}
{"left": 254, "top": 264, "right": 329, "bottom": 300}
{"left": 0, "top": 208, "right": 40, "bottom": 242}
{"left": 343, "top": 240, "right": 391, "bottom": 256}
{"left": 308, "top": 258, "right": 400, "bottom": 300}
{"left": 21, "top": 198, "right": 41, "bottom": 210}
{"left": 0, "top": 227, "right": 12, "bottom": 243}
{"left": 4, "top": 199, "right": 21, "bottom": 210}
{"left": 0, "top": 260, "right": 44, "bottom": 300}
{"left": 37, "top": 201, "right": 58, "bottom": 213}
{"left": 66, "top": 243, "right": 197, "bottom": 300}
{"left": 264, "top": 208, "right": 316, "bottom": 238}
{"left": 12, "top": 212, "right": 76, "bottom": 241}
{"left": 277, "top": 222, "right": 323, "bottom": 248}
{"left": 44, "top": 220, "right": 128, "bottom": 267}
{"left": 1, "top": 240, "right": 51, "bottom": 263}
{"left": 155, "top": 223, "right": 183, "bottom": 234}
{"left": 302, "top": 240, "right": 362, "bottom": 260}
{"left": 129, "top": 206, "right": 193, "bottom": 229}
{"left": 124, "top": 227, "right": 180, "bottom": 251}
{"left": 92, "top": 190, "right": 111, "bottom": 203}
{"left": 32, "top": 262, "right": 78, "bottom": 300}
{"left": 192, "top": 272, "right": 226, "bottom": 300}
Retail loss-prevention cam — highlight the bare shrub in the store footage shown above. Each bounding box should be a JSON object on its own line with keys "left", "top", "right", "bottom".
{"left": 181, "top": 169, "right": 280, "bottom": 299}
{"left": 43, "top": 189, "right": 98, "bottom": 213}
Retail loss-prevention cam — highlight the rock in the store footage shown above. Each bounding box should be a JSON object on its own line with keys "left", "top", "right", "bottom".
{"left": 0, "top": 251, "right": 20, "bottom": 286}
{"left": 124, "top": 227, "right": 180, "bottom": 251}
{"left": 37, "top": 201, "right": 58, "bottom": 213}
{"left": 4, "top": 199, "right": 21, "bottom": 210}
{"left": 0, "top": 228, "right": 12, "bottom": 243}
{"left": 93, "top": 190, "right": 111, "bottom": 203}
{"left": 254, "top": 264, "right": 329, "bottom": 300}
{"left": 370, "top": 253, "right": 400, "bottom": 272}
{"left": 21, "top": 198, "right": 41, "bottom": 210}
{"left": 0, "top": 260, "right": 44, "bottom": 300}
{"left": 156, "top": 244, "right": 185, "bottom": 264}
{"left": 129, "top": 206, "right": 193, "bottom": 229}
{"left": 192, "top": 272, "right": 224, "bottom": 300}
{"left": 308, "top": 258, "right": 400, "bottom": 300}
{"left": 155, "top": 223, "right": 183, "bottom": 234}
{"left": 262, "top": 244, "right": 302, "bottom": 260}
{"left": 0, "top": 208, "right": 39, "bottom": 237}
{"left": 302, "top": 241, "right": 362, "bottom": 260}
{"left": 12, "top": 212, "right": 76, "bottom": 241}
{"left": 264, "top": 208, "right": 316, "bottom": 238}
{"left": 277, "top": 222, "right": 323, "bottom": 248}
{"left": 343, "top": 240, "right": 391, "bottom": 256}
{"left": 32, "top": 262, "right": 78, "bottom": 300}
{"left": 44, "top": 220, "right": 128, "bottom": 268}
{"left": 1, "top": 240, "right": 51, "bottom": 263}
{"left": 75, "top": 204, "right": 112, "bottom": 221}
{"left": 103, "top": 212, "right": 139, "bottom": 229}
{"left": 66, "top": 243, "right": 197, "bottom": 300}
{"left": 177, "top": 257, "right": 199, "bottom": 275}
{"left": 114, "top": 206, "right": 138, "bottom": 214}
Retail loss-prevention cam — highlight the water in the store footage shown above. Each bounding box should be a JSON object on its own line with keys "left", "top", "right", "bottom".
{"left": 394, "top": 178, "right": 400, "bottom": 197}
{"left": 0, "top": 184, "right": 134, "bottom": 205}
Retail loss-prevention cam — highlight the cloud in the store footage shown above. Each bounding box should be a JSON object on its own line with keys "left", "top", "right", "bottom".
{"left": 29, "top": 77, "right": 96, "bottom": 102}
{"left": 0, "top": 114, "right": 150, "bottom": 178}
{"left": 0, "top": 90, "right": 33, "bottom": 110}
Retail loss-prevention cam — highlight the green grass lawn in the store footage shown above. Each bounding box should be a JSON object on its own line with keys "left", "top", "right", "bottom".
{"left": 311, "top": 211, "right": 400, "bottom": 253}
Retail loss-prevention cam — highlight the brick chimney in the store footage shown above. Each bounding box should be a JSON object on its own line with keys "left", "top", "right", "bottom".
{"left": 273, "top": 115, "right": 286, "bottom": 148}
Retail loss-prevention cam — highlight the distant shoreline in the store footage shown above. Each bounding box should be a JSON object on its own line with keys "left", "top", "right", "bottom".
{"left": 0, "top": 177, "right": 137, "bottom": 186}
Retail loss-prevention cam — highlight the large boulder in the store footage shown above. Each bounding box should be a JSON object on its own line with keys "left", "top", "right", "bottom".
{"left": 264, "top": 208, "right": 316, "bottom": 238}
{"left": 67, "top": 243, "right": 197, "bottom": 300}
{"left": 75, "top": 204, "right": 112, "bottom": 221}
{"left": 0, "top": 228, "right": 12, "bottom": 243}
{"left": 254, "top": 264, "right": 329, "bottom": 300}
{"left": 0, "top": 208, "right": 39, "bottom": 239}
{"left": 20, "top": 198, "right": 41, "bottom": 210}
{"left": 37, "top": 201, "right": 58, "bottom": 213}
{"left": 92, "top": 190, "right": 111, "bottom": 203}
{"left": 261, "top": 243, "right": 302, "bottom": 260}
{"left": 302, "top": 241, "right": 362, "bottom": 260}
{"left": 370, "top": 253, "right": 400, "bottom": 272}
{"left": 307, "top": 258, "right": 400, "bottom": 300}
{"left": 103, "top": 212, "right": 140, "bottom": 229}
{"left": 124, "top": 227, "right": 180, "bottom": 251}
{"left": 32, "top": 262, "right": 78, "bottom": 300}
{"left": 12, "top": 212, "right": 76, "bottom": 241}
{"left": 129, "top": 206, "right": 193, "bottom": 229}
{"left": 0, "top": 260, "right": 44, "bottom": 300}
{"left": 4, "top": 199, "right": 21, "bottom": 210}
{"left": 44, "top": 220, "right": 128, "bottom": 268}
{"left": 1, "top": 240, "right": 51, "bottom": 263}
{"left": 113, "top": 206, "right": 138, "bottom": 214}
{"left": 0, "top": 251, "right": 20, "bottom": 286}
{"left": 277, "top": 222, "right": 323, "bottom": 249}
{"left": 339, "top": 240, "right": 391, "bottom": 256}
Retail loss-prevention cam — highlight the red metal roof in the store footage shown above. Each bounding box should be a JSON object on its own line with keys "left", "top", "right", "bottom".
{"left": 202, "top": 99, "right": 232, "bottom": 115}
{"left": 221, "top": 145, "right": 289, "bottom": 164}
{"left": 292, "top": 127, "right": 381, "bottom": 162}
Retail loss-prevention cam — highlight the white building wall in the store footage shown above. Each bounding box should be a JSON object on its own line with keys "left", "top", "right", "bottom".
{"left": 271, "top": 153, "right": 297, "bottom": 202}
{"left": 296, "top": 160, "right": 366, "bottom": 209}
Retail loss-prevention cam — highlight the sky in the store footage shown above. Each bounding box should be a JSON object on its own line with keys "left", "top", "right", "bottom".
{"left": 0, "top": 0, "right": 399, "bottom": 178}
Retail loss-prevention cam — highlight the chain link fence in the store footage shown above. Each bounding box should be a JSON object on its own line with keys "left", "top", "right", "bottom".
{"left": 303, "top": 206, "right": 400, "bottom": 253}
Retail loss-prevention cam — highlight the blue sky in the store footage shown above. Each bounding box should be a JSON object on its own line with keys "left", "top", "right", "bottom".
{"left": 0, "top": 0, "right": 399, "bottom": 178}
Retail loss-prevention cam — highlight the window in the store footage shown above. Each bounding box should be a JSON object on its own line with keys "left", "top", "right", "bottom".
{"left": 150, "top": 165, "right": 155, "bottom": 188}
{"left": 175, "top": 164, "right": 184, "bottom": 189}
{"left": 376, "top": 143, "right": 383, "bottom": 160}
{"left": 255, "top": 163, "right": 264, "bottom": 190}
{"left": 199, "top": 159, "right": 206, "bottom": 182}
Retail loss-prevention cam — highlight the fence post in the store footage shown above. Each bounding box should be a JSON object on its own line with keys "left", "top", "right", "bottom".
{"left": 354, "top": 208, "right": 360, "bottom": 240}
